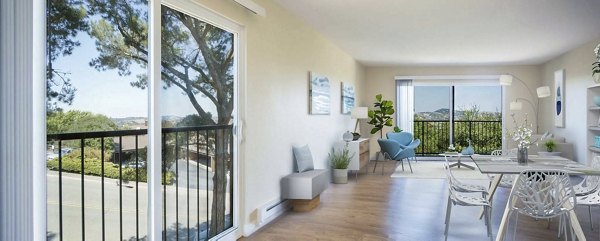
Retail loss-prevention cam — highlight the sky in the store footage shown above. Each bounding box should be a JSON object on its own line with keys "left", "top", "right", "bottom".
{"left": 414, "top": 86, "right": 502, "bottom": 113}
{"left": 54, "top": 33, "right": 217, "bottom": 118}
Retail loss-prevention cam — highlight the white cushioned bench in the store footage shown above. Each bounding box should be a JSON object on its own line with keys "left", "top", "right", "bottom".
{"left": 281, "top": 169, "right": 328, "bottom": 211}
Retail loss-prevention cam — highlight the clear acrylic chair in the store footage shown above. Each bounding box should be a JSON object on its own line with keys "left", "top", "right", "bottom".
{"left": 508, "top": 169, "right": 576, "bottom": 241}
{"left": 444, "top": 162, "right": 493, "bottom": 241}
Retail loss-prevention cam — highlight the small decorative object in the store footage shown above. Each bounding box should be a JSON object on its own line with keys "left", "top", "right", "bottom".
{"left": 352, "top": 132, "right": 360, "bottom": 141}
{"left": 341, "top": 83, "right": 355, "bottom": 114}
{"left": 342, "top": 131, "right": 353, "bottom": 142}
{"left": 447, "top": 144, "right": 456, "bottom": 153}
{"left": 554, "top": 69, "right": 565, "bottom": 127}
{"left": 545, "top": 140, "right": 556, "bottom": 152}
{"left": 593, "top": 43, "right": 600, "bottom": 83}
{"left": 309, "top": 71, "right": 330, "bottom": 115}
{"left": 329, "top": 143, "right": 354, "bottom": 184}
{"left": 461, "top": 139, "right": 474, "bottom": 155}
{"left": 393, "top": 126, "right": 402, "bottom": 132}
{"left": 368, "top": 94, "right": 395, "bottom": 138}
{"left": 594, "top": 96, "right": 600, "bottom": 107}
{"left": 539, "top": 139, "right": 561, "bottom": 157}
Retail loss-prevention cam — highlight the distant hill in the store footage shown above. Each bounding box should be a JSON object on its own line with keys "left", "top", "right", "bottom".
{"left": 415, "top": 108, "right": 500, "bottom": 121}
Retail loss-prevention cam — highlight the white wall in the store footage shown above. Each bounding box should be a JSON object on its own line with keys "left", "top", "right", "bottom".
{"left": 189, "top": 0, "right": 366, "bottom": 236}
{"left": 539, "top": 39, "right": 600, "bottom": 163}
{"left": 363, "top": 65, "right": 542, "bottom": 156}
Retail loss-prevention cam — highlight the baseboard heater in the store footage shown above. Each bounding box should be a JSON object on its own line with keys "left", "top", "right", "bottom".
{"left": 258, "top": 198, "right": 290, "bottom": 225}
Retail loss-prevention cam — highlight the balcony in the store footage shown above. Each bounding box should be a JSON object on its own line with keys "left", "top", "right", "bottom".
{"left": 46, "top": 125, "right": 233, "bottom": 241}
{"left": 413, "top": 120, "right": 502, "bottom": 156}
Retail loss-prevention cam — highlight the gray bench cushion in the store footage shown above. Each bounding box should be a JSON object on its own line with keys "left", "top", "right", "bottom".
{"left": 281, "top": 169, "right": 328, "bottom": 199}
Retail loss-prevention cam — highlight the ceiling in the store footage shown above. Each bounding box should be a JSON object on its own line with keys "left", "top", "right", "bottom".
{"left": 273, "top": 0, "right": 600, "bottom": 66}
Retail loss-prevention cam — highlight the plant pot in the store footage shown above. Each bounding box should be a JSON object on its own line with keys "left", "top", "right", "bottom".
{"left": 333, "top": 169, "right": 348, "bottom": 184}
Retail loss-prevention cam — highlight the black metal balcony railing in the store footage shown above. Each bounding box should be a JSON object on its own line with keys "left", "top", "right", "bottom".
{"left": 46, "top": 125, "right": 233, "bottom": 241}
{"left": 413, "top": 120, "right": 502, "bottom": 156}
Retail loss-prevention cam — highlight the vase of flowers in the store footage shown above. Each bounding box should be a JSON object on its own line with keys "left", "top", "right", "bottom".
{"left": 509, "top": 114, "right": 534, "bottom": 165}
{"left": 593, "top": 43, "right": 600, "bottom": 83}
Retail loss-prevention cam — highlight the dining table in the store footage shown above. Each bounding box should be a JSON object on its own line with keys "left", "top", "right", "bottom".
{"left": 471, "top": 154, "right": 600, "bottom": 241}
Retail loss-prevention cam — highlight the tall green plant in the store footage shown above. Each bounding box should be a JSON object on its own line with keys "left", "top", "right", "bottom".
{"left": 368, "top": 94, "right": 395, "bottom": 138}
{"left": 328, "top": 144, "right": 353, "bottom": 169}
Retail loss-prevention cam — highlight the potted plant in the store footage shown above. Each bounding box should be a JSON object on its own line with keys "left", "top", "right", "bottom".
{"left": 329, "top": 144, "right": 354, "bottom": 184}
{"left": 539, "top": 140, "right": 561, "bottom": 157}
{"left": 368, "top": 94, "right": 395, "bottom": 138}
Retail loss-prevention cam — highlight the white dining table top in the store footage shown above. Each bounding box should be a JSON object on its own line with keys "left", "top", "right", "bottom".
{"left": 471, "top": 154, "right": 600, "bottom": 175}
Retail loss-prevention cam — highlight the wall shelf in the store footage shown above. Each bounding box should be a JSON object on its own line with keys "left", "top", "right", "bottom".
{"left": 589, "top": 106, "right": 600, "bottom": 110}
{"left": 589, "top": 126, "right": 600, "bottom": 131}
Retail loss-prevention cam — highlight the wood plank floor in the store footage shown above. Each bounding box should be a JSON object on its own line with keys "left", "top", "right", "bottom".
{"left": 241, "top": 161, "right": 600, "bottom": 241}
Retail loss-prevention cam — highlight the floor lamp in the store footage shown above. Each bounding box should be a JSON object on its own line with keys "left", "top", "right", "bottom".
{"left": 351, "top": 107, "right": 369, "bottom": 133}
{"left": 499, "top": 74, "right": 551, "bottom": 133}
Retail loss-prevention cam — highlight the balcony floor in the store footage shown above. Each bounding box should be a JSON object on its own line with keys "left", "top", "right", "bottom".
{"left": 242, "top": 161, "right": 600, "bottom": 241}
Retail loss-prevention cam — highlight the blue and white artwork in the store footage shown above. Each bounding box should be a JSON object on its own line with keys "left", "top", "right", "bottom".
{"left": 310, "top": 72, "right": 330, "bottom": 115}
{"left": 341, "top": 83, "right": 355, "bottom": 114}
{"left": 554, "top": 69, "right": 565, "bottom": 127}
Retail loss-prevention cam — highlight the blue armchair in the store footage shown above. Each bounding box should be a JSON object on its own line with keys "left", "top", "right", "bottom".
{"left": 386, "top": 131, "right": 421, "bottom": 162}
{"left": 377, "top": 139, "right": 414, "bottom": 173}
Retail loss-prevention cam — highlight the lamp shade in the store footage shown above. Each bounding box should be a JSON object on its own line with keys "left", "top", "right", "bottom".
{"left": 536, "top": 86, "right": 551, "bottom": 98}
{"left": 499, "top": 75, "right": 513, "bottom": 86}
{"left": 509, "top": 101, "right": 523, "bottom": 111}
{"left": 351, "top": 107, "right": 369, "bottom": 119}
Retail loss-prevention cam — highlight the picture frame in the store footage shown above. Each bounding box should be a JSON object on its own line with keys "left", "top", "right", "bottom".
{"left": 341, "top": 82, "right": 355, "bottom": 114}
{"left": 554, "top": 69, "right": 565, "bottom": 127}
{"left": 309, "top": 72, "right": 330, "bottom": 115}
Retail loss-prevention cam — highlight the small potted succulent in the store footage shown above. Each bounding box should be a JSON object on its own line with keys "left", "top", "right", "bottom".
{"left": 538, "top": 139, "right": 561, "bottom": 157}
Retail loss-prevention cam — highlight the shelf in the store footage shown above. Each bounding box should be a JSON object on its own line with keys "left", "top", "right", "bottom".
{"left": 590, "top": 146, "right": 600, "bottom": 153}
{"left": 590, "top": 106, "right": 600, "bottom": 110}
{"left": 589, "top": 84, "right": 600, "bottom": 89}
{"left": 589, "top": 126, "right": 600, "bottom": 131}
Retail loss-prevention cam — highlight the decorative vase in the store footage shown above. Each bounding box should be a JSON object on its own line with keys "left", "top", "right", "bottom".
{"left": 342, "top": 131, "right": 353, "bottom": 142}
{"left": 517, "top": 146, "right": 528, "bottom": 165}
{"left": 352, "top": 132, "right": 360, "bottom": 141}
{"left": 333, "top": 169, "right": 348, "bottom": 184}
{"left": 594, "top": 73, "right": 600, "bottom": 84}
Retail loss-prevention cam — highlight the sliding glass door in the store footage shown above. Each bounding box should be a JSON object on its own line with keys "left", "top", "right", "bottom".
{"left": 413, "top": 85, "right": 502, "bottom": 155}
{"left": 45, "top": 0, "right": 241, "bottom": 240}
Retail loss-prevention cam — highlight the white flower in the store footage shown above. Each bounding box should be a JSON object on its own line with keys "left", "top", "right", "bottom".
{"left": 595, "top": 43, "right": 600, "bottom": 59}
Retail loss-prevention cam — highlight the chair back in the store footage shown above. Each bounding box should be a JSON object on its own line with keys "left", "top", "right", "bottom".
{"left": 510, "top": 169, "right": 575, "bottom": 218}
{"left": 377, "top": 139, "right": 401, "bottom": 159}
{"left": 386, "top": 132, "right": 413, "bottom": 146}
{"left": 584, "top": 156, "right": 600, "bottom": 189}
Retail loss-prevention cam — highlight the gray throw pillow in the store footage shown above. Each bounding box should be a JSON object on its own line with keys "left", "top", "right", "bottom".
{"left": 293, "top": 145, "right": 314, "bottom": 173}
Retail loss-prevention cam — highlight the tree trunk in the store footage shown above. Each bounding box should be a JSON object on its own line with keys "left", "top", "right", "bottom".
{"left": 209, "top": 128, "right": 230, "bottom": 237}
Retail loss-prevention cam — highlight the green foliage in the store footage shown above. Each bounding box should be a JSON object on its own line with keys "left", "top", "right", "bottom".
{"left": 46, "top": 0, "right": 89, "bottom": 111}
{"left": 393, "top": 127, "right": 402, "bottom": 132}
{"left": 328, "top": 144, "right": 353, "bottom": 169}
{"left": 544, "top": 140, "right": 557, "bottom": 152}
{"left": 47, "top": 148, "right": 175, "bottom": 185}
{"left": 368, "top": 94, "right": 395, "bottom": 138}
{"left": 47, "top": 110, "right": 118, "bottom": 149}
{"left": 176, "top": 114, "right": 214, "bottom": 127}
{"left": 593, "top": 62, "right": 600, "bottom": 75}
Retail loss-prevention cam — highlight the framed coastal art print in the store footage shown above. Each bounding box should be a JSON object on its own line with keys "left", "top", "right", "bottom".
{"left": 309, "top": 72, "right": 330, "bottom": 115}
{"left": 554, "top": 69, "right": 565, "bottom": 127}
{"left": 341, "top": 82, "right": 355, "bottom": 114}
